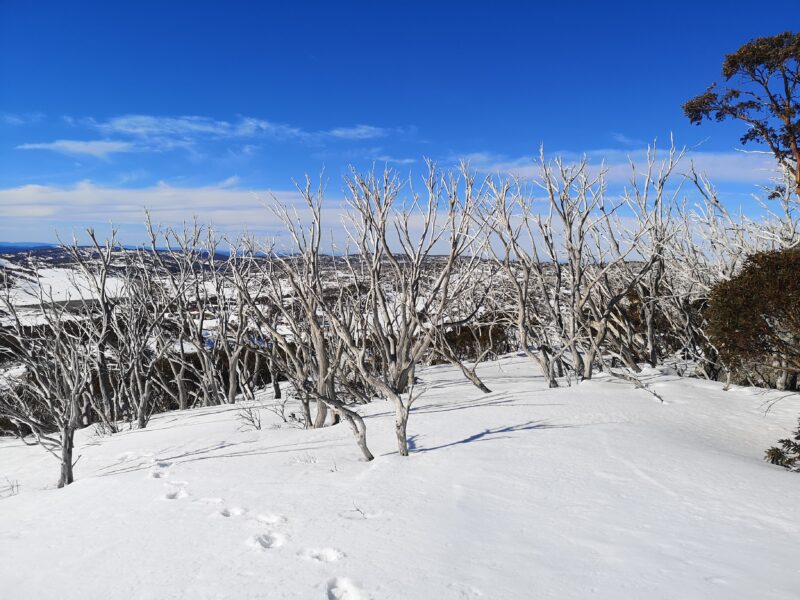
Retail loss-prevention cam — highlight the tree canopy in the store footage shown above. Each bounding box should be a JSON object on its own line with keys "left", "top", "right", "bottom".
{"left": 683, "top": 32, "right": 800, "bottom": 192}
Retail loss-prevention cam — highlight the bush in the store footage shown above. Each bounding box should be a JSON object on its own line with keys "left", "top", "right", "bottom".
{"left": 765, "top": 418, "right": 800, "bottom": 471}
{"left": 706, "top": 248, "right": 800, "bottom": 390}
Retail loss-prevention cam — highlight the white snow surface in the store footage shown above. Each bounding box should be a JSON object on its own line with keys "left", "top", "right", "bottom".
{"left": 1, "top": 355, "right": 799, "bottom": 599}
{"left": 5, "top": 267, "right": 124, "bottom": 305}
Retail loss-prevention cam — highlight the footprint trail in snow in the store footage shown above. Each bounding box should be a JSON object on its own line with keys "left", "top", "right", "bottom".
{"left": 247, "top": 532, "right": 286, "bottom": 550}
{"left": 146, "top": 460, "right": 355, "bottom": 596}
{"left": 326, "top": 577, "right": 362, "bottom": 600}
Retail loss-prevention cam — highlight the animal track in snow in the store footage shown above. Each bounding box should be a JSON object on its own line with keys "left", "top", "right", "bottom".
{"left": 299, "top": 548, "right": 343, "bottom": 563}
{"left": 326, "top": 577, "right": 362, "bottom": 600}
{"left": 246, "top": 532, "right": 285, "bottom": 550}
{"left": 217, "top": 507, "right": 247, "bottom": 518}
{"left": 147, "top": 460, "right": 175, "bottom": 480}
{"left": 163, "top": 488, "right": 189, "bottom": 500}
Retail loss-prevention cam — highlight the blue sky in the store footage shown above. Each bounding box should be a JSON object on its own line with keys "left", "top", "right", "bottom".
{"left": 0, "top": 0, "right": 792, "bottom": 243}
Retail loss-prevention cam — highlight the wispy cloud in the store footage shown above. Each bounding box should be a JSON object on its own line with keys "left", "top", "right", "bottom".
{"left": 91, "top": 114, "right": 306, "bottom": 142}
{"left": 0, "top": 180, "right": 355, "bottom": 247}
{"left": 0, "top": 180, "right": 302, "bottom": 225}
{"left": 14, "top": 114, "right": 411, "bottom": 164}
{"left": 457, "top": 147, "right": 780, "bottom": 185}
{"left": 372, "top": 155, "right": 416, "bottom": 165}
{"left": 611, "top": 132, "right": 644, "bottom": 146}
{"left": 218, "top": 175, "right": 240, "bottom": 188}
{"left": 361, "top": 146, "right": 417, "bottom": 165}
{"left": 0, "top": 180, "right": 461, "bottom": 252}
{"left": 58, "top": 113, "right": 401, "bottom": 152}
{"left": 1, "top": 112, "right": 44, "bottom": 126}
{"left": 16, "top": 139, "right": 134, "bottom": 159}
{"left": 326, "top": 124, "right": 388, "bottom": 140}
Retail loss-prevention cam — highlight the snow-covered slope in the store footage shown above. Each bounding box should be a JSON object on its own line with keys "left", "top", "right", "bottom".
{"left": 1, "top": 355, "right": 799, "bottom": 599}
{"left": 4, "top": 266, "right": 125, "bottom": 305}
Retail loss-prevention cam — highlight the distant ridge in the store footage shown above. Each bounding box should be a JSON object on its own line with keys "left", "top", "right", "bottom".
{"left": 0, "top": 242, "right": 57, "bottom": 253}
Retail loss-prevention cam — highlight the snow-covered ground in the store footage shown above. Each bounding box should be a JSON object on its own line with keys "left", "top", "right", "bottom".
{"left": 1, "top": 355, "right": 799, "bottom": 599}
{"left": 3, "top": 266, "right": 125, "bottom": 306}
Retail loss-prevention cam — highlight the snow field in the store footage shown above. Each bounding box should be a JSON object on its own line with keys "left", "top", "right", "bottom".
{"left": 1, "top": 354, "right": 799, "bottom": 599}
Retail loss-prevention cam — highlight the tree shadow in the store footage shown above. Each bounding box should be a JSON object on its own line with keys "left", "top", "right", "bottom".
{"left": 175, "top": 439, "right": 342, "bottom": 464}
{"left": 409, "top": 420, "right": 574, "bottom": 454}
{"left": 95, "top": 437, "right": 349, "bottom": 476}
{"left": 364, "top": 390, "right": 559, "bottom": 420}
{"left": 95, "top": 439, "right": 251, "bottom": 476}
{"left": 412, "top": 391, "right": 561, "bottom": 415}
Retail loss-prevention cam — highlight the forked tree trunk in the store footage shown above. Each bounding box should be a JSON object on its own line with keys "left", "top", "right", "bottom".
{"left": 438, "top": 346, "right": 492, "bottom": 393}
{"left": 537, "top": 349, "right": 559, "bottom": 388}
{"left": 168, "top": 358, "right": 189, "bottom": 410}
{"left": 313, "top": 399, "right": 328, "bottom": 429}
{"left": 271, "top": 373, "right": 281, "bottom": 399}
{"left": 645, "top": 306, "right": 658, "bottom": 368}
{"left": 300, "top": 395, "right": 312, "bottom": 428}
{"left": 177, "top": 378, "right": 189, "bottom": 411}
{"left": 340, "top": 410, "right": 373, "bottom": 461}
{"left": 227, "top": 367, "right": 239, "bottom": 405}
{"left": 57, "top": 424, "right": 75, "bottom": 488}
{"left": 312, "top": 376, "right": 334, "bottom": 428}
{"left": 459, "top": 364, "right": 491, "bottom": 393}
{"left": 775, "top": 359, "right": 791, "bottom": 391}
{"left": 394, "top": 402, "right": 410, "bottom": 456}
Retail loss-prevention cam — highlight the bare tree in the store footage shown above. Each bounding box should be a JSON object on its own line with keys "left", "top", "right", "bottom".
{"left": 0, "top": 287, "right": 92, "bottom": 487}
{"left": 483, "top": 174, "right": 562, "bottom": 387}
{"left": 145, "top": 219, "right": 226, "bottom": 408}
{"left": 230, "top": 182, "right": 375, "bottom": 461}
{"left": 429, "top": 259, "right": 499, "bottom": 393}
{"left": 320, "top": 163, "right": 481, "bottom": 456}
{"left": 59, "top": 230, "right": 123, "bottom": 431}
{"left": 626, "top": 143, "right": 685, "bottom": 367}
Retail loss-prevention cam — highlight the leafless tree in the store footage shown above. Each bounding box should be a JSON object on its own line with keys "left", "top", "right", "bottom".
{"left": 230, "top": 181, "right": 375, "bottom": 461}
{"left": 483, "top": 174, "right": 562, "bottom": 387}
{"left": 626, "top": 143, "right": 685, "bottom": 367}
{"left": 0, "top": 287, "right": 92, "bottom": 487}
{"left": 319, "top": 163, "right": 481, "bottom": 456}
{"left": 145, "top": 219, "right": 226, "bottom": 408}
{"left": 429, "top": 259, "right": 499, "bottom": 393}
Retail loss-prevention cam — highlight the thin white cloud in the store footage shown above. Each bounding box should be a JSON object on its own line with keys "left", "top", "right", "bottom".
{"left": 459, "top": 148, "right": 780, "bottom": 185}
{"left": 97, "top": 115, "right": 230, "bottom": 137}
{"left": 68, "top": 113, "right": 398, "bottom": 148}
{"left": 0, "top": 180, "right": 458, "bottom": 253}
{"left": 16, "top": 139, "right": 134, "bottom": 159}
{"left": 611, "top": 132, "right": 644, "bottom": 146}
{"left": 218, "top": 175, "right": 240, "bottom": 188}
{"left": 91, "top": 114, "right": 306, "bottom": 142}
{"left": 373, "top": 155, "right": 416, "bottom": 165}
{"left": 1, "top": 112, "right": 44, "bottom": 125}
{"left": 0, "top": 180, "right": 346, "bottom": 242}
{"left": 233, "top": 117, "right": 305, "bottom": 139}
{"left": 326, "top": 124, "right": 388, "bottom": 140}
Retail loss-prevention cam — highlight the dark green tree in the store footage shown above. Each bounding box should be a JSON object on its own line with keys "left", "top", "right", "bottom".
{"left": 706, "top": 248, "right": 800, "bottom": 390}
{"left": 683, "top": 32, "right": 800, "bottom": 193}
{"left": 765, "top": 417, "right": 800, "bottom": 470}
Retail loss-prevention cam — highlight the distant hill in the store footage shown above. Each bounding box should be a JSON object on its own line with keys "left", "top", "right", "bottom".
{"left": 0, "top": 242, "right": 57, "bottom": 253}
